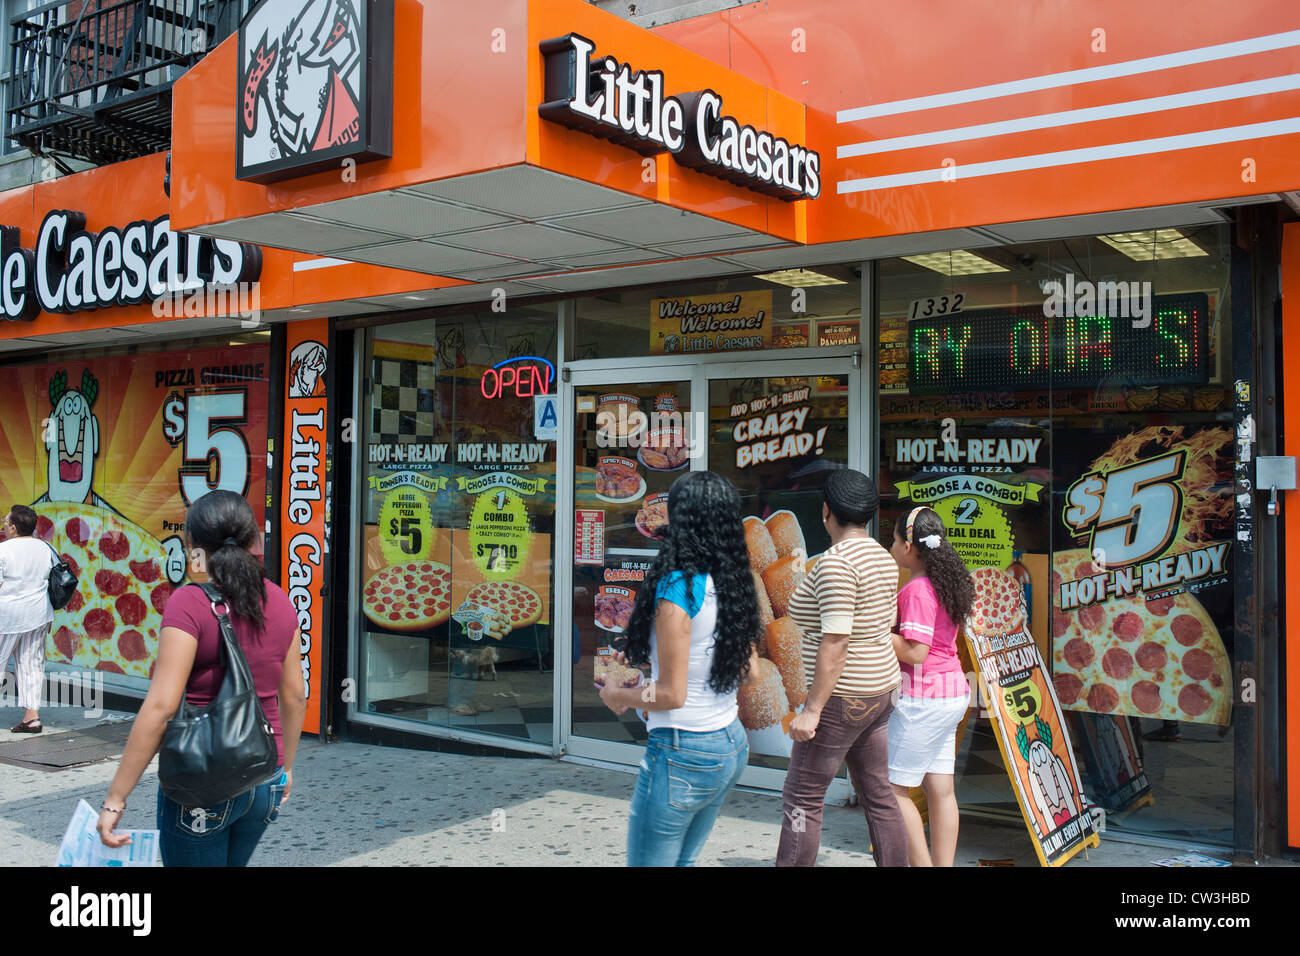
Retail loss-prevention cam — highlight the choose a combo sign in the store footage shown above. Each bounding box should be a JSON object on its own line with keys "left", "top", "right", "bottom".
{"left": 539, "top": 33, "right": 821, "bottom": 201}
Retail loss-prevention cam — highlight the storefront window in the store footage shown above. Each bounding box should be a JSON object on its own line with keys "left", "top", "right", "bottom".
{"left": 0, "top": 335, "right": 272, "bottom": 690}
{"left": 573, "top": 266, "right": 860, "bottom": 360}
{"left": 359, "top": 307, "right": 558, "bottom": 744}
{"left": 876, "top": 227, "right": 1235, "bottom": 845}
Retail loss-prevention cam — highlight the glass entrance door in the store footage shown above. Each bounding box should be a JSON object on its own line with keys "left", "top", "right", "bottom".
{"left": 565, "top": 369, "right": 698, "bottom": 765}
{"left": 563, "top": 358, "right": 860, "bottom": 798}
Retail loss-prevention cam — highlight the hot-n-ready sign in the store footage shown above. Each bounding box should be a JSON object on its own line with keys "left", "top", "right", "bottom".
{"left": 0, "top": 211, "right": 260, "bottom": 321}
{"left": 539, "top": 33, "right": 820, "bottom": 201}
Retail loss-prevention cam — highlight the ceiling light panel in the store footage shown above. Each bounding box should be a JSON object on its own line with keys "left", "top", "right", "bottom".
{"left": 900, "top": 250, "right": 1010, "bottom": 275}
{"left": 1097, "top": 229, "right": 1211, "bottom": 260}
{"left": 753, "top": 268, "right": 848, "bottom": 287}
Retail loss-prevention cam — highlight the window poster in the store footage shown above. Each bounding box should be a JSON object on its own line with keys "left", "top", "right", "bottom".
{"left": 710, "top": 376, "right": 849, "bottom": 759}
{"left": 0, "top": 346, "right": 270, "bottom": 683}
{"left": 882, "top": 421, "right": 1052, "bottom": 651}
{"left": 575, "top": 384, "right": 691, "bottom": 717}
{"left": 1050, "top": 422, "right": 1233, "bottom": 726}
{"left": 362, "top": 337, "right": 555, "bottom": 646}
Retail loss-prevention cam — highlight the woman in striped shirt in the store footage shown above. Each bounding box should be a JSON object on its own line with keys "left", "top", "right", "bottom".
{"left": 776, "top": 469, "right": 909, "bottom": 867}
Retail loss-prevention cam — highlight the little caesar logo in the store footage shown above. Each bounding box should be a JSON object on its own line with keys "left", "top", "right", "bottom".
{"left": 539, "top": 34, "right": 820, "bottom": 202}
{"left": 0, "top": 211, "right": 259, "bottom": 321}
{"left": 237, "top": 0, "right": 393, "bottom": 183}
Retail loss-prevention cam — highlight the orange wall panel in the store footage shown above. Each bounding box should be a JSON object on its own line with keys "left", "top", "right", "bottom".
{"left": 1284, "top": 221, "right": 1300, "bottom": 849}
{"left": 657, "top": 0, "right": 1300, "bottom": 241}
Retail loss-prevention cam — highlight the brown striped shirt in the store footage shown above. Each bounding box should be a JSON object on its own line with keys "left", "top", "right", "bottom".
{"left": 788, "top": 537, "right": 901, "bottom": 698}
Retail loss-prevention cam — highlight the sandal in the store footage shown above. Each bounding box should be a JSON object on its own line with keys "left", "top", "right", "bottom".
{"left": 11, "top": 718, "right": 42, "bottom": 733}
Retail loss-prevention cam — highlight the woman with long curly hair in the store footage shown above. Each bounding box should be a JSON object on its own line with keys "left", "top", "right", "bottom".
{"left": 598, "top": 470, "right": 761, "bottom": 867}
{"left": 888, "top": 506, "right": 975, "bottom": 866}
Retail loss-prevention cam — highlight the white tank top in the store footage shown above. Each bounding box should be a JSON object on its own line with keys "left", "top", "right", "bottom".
{"left": 647, "top": 573, "right": 739, "bottom": 732}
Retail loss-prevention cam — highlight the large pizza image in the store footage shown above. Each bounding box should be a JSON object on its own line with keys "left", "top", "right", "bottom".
{"left": 464, "top": 580, "right": 543, "bottom": 638}
{"left": 968, "top": 566, "right": 1027, "bottom": 637}
{"left": 35, "top": 502, "right": 175, "bottom": 679}
{"left": 362, "top": 560, "right": 452, "bottom": 632}
{"left": 1051, "top": 549, "right": 1231, "bottom": 725}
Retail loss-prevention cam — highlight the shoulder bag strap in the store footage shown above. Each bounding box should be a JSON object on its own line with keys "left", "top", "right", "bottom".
{"left": 197, "top": 581, "right": 258, "bottom": 697}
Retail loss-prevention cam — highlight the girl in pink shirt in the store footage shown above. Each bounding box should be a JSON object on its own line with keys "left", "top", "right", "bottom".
{"left": 888, "top": 506, "right": 974, "bottom": 866}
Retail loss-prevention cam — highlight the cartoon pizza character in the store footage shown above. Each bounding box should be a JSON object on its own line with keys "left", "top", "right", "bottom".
{"left": 29, "top": 369, "right": 187, "bottom": 678}
{"left": 1017, "top": 716, "right": 1079, "bottom": 836}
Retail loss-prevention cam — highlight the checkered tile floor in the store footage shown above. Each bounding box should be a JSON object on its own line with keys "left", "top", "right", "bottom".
{"left": 371, "top": 357, "right": 440, "bottom": 443}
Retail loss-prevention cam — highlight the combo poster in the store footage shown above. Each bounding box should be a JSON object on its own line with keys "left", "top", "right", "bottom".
{"left": 0, "top": 345, "right": 270, "bottom": 683}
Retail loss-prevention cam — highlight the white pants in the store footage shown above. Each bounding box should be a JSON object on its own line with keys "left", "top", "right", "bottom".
{"left": 0, "top": 622, "right": 50, "bottom": 711}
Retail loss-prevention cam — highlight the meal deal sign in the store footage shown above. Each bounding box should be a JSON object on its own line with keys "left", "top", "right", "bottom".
{"left": 0, "top": 347, "right": 269, "bottom": 682}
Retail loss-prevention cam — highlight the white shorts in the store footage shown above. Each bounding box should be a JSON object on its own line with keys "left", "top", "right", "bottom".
{"left": 887, "top": 693, "right": 970, "bottom": 787}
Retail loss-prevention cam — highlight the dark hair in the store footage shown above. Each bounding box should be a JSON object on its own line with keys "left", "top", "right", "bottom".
{"left": 623, "top": 472, "right": 759, "bottom": 694}
{"left": 186, "top": 491, "right": 267, "bottom": 627}
{"left": 895, "top": 507, "right": 974, "bottom": 626}
{"left": 8, "top": 504, "right": 37, "bottom": 537}
{"left": 824, "top": 468, "right": 879, "bottom": 526}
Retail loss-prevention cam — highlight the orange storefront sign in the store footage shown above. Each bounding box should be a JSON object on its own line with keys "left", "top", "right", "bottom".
{"left": 0, "top": 153, "right": 453, "bottom": 341}
{"left": 170, "top": 0, "right": 813, "bottom": 242}
{"left": 169, "top": 0, "right": 1300, "bottom": 261}
{"left": 281, "top": 319, "right": 331, "bottom": 734}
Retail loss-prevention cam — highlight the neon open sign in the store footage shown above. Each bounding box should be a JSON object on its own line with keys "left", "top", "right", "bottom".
{"left": 480, "top": 356, "right": 556, "bottom": 400}
{"left": 907, "top": 293, "right": 1208, "bottom": 394}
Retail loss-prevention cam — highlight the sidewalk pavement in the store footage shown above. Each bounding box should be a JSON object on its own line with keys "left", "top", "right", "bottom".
{"left": 0, "top": 706, "right": 1241, "bottom": 867}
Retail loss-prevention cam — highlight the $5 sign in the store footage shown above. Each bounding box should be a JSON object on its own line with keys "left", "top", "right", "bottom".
{"left": 1063, "top": 451, "right": 1185, "bottom": 567}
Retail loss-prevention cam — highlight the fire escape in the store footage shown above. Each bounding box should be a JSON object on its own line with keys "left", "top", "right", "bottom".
{"left": 6, "top": 0, "right": 249, "bottom": 173}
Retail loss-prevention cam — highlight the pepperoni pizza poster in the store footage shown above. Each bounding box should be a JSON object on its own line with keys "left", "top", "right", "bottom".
{"left": 1052, "top": 423, "right": 1234, "bottom": 726}
{"left": 0, "top": 346, "right": 269, "bottom": 684}
{"left": 965, "top": 567, "right": 1100, "bottom": 866}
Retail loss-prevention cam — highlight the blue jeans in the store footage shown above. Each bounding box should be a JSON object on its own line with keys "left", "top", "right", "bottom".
{"left": 157, "top": 769, "right": 286, "bottom": 867}
{"left": 627, "top": 719, "right": 748, "bottom": 867}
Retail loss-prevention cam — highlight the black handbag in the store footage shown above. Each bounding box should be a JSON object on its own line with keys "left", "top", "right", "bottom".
{"left": 158, "top": 583, "right": 278, "bottom": 807}
{"left": 45, "top": 542, "right": 78, "bottom": 611}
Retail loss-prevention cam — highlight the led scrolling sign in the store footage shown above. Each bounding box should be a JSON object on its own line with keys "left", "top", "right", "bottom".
{"left": 539, "top": 33, "right": 821, "bottom": 201}
{"left": 908, "top": 293, "right": 1209, "bottom": 394}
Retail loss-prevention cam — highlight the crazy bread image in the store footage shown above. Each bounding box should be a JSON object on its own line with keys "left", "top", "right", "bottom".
{"left": 738, "top": 658, "right": 789, "bottom": 730}
{"left": 737, "top": 509, "right": 817, "bottom": 754}
{"left": 764, "top": 617, "right": 808, "bottom": 709}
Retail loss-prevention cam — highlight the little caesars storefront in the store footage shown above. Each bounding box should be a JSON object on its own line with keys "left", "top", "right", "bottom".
{"left": 159, "top": 0, "right": 1300, "bottom": 860}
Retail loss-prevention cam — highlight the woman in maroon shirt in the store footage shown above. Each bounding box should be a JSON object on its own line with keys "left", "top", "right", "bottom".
{"left": 98, "top": 491, "right": 306, "bottom": 866}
